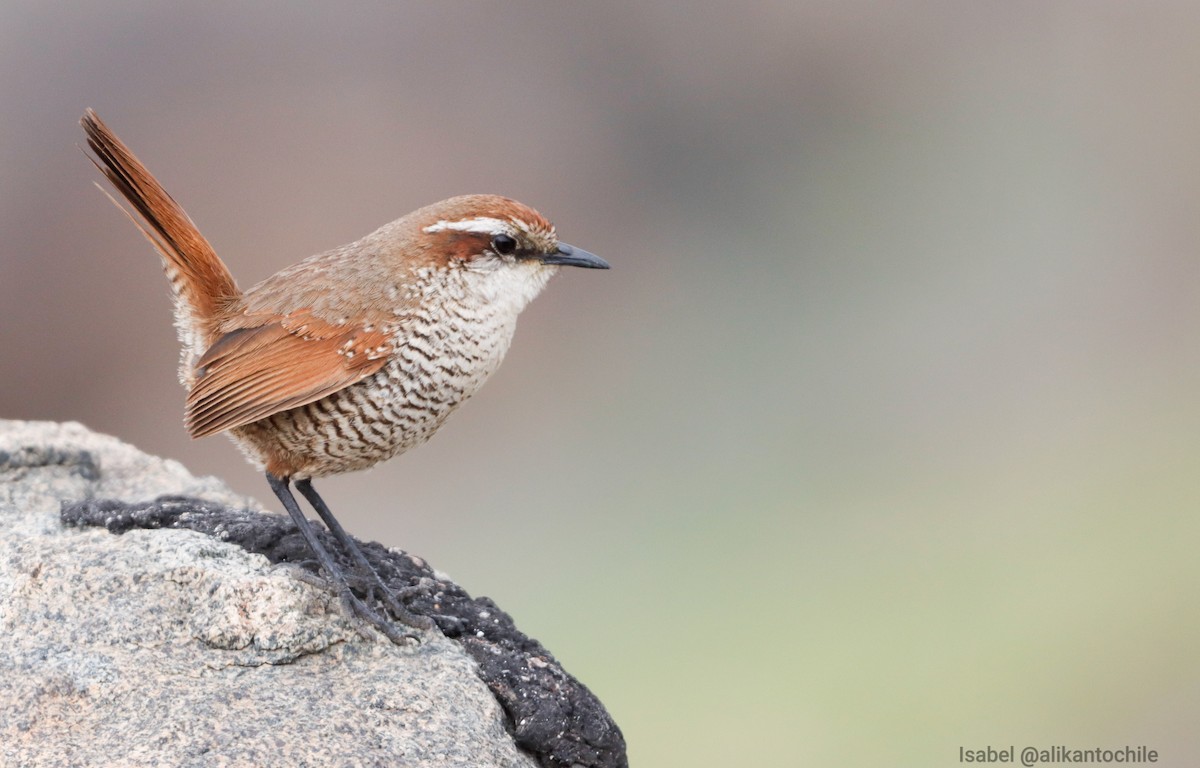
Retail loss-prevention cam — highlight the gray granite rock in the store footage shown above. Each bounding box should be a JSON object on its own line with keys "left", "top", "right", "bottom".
{"left": 0, "top": 420, "right": 539, "bottom": 767}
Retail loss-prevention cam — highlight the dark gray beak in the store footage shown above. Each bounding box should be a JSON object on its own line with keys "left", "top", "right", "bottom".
{"left": 540, "top": 243, "right": 610, "bottom": 269}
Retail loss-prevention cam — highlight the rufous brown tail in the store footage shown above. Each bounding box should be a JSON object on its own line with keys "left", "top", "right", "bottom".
{"left": 81, "top": 109, "right": 239, "bottom": 340}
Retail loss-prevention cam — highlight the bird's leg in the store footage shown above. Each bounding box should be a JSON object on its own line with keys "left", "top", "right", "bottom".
{"left": 294, "top": 477, "right": 433, "bottom": 631}
{"left": 266, "top": 473, "right": 420, "bottom": 643}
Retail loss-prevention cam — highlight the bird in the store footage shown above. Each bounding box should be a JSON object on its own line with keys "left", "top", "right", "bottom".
{"left": 80, "top": 109, "right": 609, "bottom": 642}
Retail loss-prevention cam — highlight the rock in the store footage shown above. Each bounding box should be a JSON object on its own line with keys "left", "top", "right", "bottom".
{"left": 0, "top": 420, "right": 626, "bottom": 768}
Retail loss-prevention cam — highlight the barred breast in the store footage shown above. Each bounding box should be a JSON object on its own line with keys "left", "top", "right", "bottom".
{"left": 228, "top": 272, "right": 525, "bottom": 479}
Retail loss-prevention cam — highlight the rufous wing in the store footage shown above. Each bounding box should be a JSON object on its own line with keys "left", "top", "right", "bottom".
{"left": 185, "top": 310, "right": 393, "bottom": 438}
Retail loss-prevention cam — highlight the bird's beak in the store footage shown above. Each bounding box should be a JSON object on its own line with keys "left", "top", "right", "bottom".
{"left": 540, "top": 243, "right": 610, "bottom": 269}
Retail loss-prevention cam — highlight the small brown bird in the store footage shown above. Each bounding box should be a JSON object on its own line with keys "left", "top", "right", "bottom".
{"left": 81, "top": 109, "right": 608, "bottom": 641}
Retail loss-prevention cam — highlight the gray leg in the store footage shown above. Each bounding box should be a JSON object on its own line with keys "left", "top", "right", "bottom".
{"left": 294, "top": 477, "right": 433, "bottom": 631}
{"left": 266, "top": 473, "right": 421, "bottom": 643}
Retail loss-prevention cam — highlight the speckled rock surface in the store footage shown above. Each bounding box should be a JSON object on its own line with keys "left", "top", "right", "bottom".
{"left": 0, "top": 420, "right": 538, "bottom": 768}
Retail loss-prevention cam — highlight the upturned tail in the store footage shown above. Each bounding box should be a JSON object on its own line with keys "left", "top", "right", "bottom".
{"left": 81, "top": 109, "right": 240, "bottom": 350}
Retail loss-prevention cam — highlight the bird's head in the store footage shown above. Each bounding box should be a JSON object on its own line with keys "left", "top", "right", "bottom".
{"left": 408, "top": 194, "right": 607, "bottom": 306}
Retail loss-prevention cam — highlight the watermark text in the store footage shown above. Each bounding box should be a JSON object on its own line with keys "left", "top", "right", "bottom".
{"left": 959, "top": 746, "right": 1158, "bottom": 766}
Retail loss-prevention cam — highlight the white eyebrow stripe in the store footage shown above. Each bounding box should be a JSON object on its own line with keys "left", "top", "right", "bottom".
{"left": 423, "top": 217, "right": 513, "bottom": 236}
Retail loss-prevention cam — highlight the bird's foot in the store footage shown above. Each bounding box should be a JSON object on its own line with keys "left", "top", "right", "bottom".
{"left": 336, "top": 587, "right": 425, "bottom": 644}
{"left": 357, "top": 576, "right": 435, "bottom": 633}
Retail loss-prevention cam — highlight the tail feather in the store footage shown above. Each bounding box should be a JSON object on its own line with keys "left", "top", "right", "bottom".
{"left": 81, "top": 109, "right": 239, "bottom": 346}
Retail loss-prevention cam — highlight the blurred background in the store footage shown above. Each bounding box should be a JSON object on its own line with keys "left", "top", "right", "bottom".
{"left": 3, "top": 1, "right": 1199, "bottom": 765}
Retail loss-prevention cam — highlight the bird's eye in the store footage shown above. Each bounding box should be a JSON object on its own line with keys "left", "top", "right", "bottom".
{"left": 491, "top": 234, "right": 518, "bottom": 255}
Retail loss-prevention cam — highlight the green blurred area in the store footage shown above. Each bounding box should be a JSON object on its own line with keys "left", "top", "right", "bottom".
{"left": 3, "top": 2, "right": 1198, "bottom": 764}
